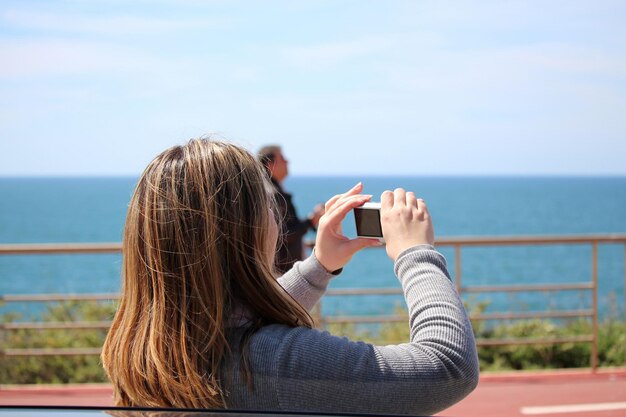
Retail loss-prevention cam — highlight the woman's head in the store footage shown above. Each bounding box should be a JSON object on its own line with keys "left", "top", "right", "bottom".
{"left": 102, "top": 138, "right": 312, "bottom": 408}
{"left": 129, "top": 139, "right": 279, "bottom": 281}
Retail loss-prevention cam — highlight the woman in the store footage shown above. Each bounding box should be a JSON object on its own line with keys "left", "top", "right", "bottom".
{"left": 102, "top": 138, "right": 479, "bottom": 415}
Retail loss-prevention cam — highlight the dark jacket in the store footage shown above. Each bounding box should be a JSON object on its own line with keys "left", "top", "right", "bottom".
{"left": 270, "top": 178, "right": 313, "bottom": 273}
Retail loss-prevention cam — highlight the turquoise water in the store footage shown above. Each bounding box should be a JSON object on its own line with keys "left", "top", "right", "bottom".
{"left": 1, "top": 176, "right": 625, "bottom": 319}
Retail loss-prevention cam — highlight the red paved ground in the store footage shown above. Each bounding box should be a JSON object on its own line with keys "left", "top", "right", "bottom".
{"left": 443, "top": 368, "right": 626, "bottom": 417}
{"left": 1, "top": 368, "right": 625, "bottom": 417}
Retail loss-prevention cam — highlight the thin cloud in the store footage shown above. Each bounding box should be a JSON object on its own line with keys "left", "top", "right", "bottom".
{"left": 384, "top": 41, "right": 626, "bottom": 95}
{"left": 2, "top": 9, "right": 232, "bottom": 36}
{"left": 519, "top": 43, "right": 626, "bottom": 75}
{"left": 281, "top": 36, "right": 395, "bottom": 70}
{"left": 0, "top": 38, "right": 176, "bottom": 77}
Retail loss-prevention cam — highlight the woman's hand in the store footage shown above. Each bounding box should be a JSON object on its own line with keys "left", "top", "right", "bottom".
{"left": 314, "top": 183, "right": 382, "bottom": 272}
{"left": 381, "top": 188, "right": 435, "bottom": 262}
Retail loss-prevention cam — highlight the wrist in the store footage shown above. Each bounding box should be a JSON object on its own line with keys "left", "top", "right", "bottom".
{"left": 393, "top": 244, "right": 436, "bottom": 263}
{"left": 312, "top": 248, "right": 342, "bottom": 275}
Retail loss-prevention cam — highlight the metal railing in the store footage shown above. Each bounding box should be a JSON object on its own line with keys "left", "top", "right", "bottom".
{"left": 1, "top": 235, "right": 625, "bottom": 371}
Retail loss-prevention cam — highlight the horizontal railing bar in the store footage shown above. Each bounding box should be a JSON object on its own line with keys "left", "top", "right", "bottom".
{"left": 3, "top": 234, "right": 626, "bottom": 256}
{"left": 0, "top": 348, "right": 102, "bottom": 357}
{"left": 0, "top": 293, "right": 119, "bottom": 302}
{"left": 471, "top": 310, "right": 594, "bottom": 321}
{"left": 323, "top": 283, "right": 595, "bottom": 296}
{"left": 476, "top": 335, "right": 594, "bottom": 346}
{"left": 1, "top": 311, "right": 593, "bottom": 328}
{"left": 0, "top": 311, "right": 595, "bottom": 328}
{"left": 0, "top": 338, "right": 597, "bottom": 356}
{"left": 436, "top": 234, "right": 626, "bottom": 246}
{"left": 462, "top": 283, "right": 594, "bottom": 293}
{"left": 1, "top": 291, "right": 401, "bottom": 301}
{"left": 0, "top": 242, "right": 121, "bottom": 255}
{"left": 1, "top": 321, "right": 112, "bottom": 330}
{"left": 325, "top": 288, "right": 402, "bottom": 296}
{"left": 320, "top": 310, "right": 594, "bottom": 325}
{"left": 1, "top": 291, "right": 404, "bottom": 302}
{"left": 320, "top": 315, "right": 407, "bottom": 324}
{"left": 0, "top": 285, "right": 593, "bottom": 301}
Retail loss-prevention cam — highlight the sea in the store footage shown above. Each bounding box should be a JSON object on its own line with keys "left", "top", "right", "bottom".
{"left": 1, "top": 176, "right": 625, "bottom": 321}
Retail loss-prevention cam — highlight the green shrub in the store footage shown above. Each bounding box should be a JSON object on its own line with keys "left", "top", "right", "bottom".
{"left": 321, "top": 302, "right": 625, "bottom": 372}
{"left": 1, "top": 300, "right": 624, "bottom": 384}
{"left": 0, "top": 301, "right": 116, "bottom": 384}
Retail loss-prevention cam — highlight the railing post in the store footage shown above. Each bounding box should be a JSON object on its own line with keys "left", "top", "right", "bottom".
{"left": 455, "top": 244, "right": 462, "bottom": 294}
{"left": 591, "top": 242, "right": 599, "bottom": 372}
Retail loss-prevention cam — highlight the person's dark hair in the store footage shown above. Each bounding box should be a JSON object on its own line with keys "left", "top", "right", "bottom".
{"left": 257, "top": 145, "right": 282, "bottom": 172}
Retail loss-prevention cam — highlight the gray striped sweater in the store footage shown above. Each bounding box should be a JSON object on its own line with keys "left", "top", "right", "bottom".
{"left": 222, "top": 245, "right": 479, "bottom": 415}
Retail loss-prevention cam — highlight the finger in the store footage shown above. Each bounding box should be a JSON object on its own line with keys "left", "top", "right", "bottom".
{"left": 345, "top": 237, "right": 383, "bottom": 253}
{"left": 325, "top": 194, "right": 342, "bottom": 212}
{"left": 407, "top": 192, "right": 418, "bottom": 216}
{"left": 406, "top": 191, "right": 417, "bottom": 208}
{"left": 381, "top": 190, "right": 394, "bottom": 210}
{"left": 324, "top": 194, "right": 372, "bottom": 226}
{"left": 346, "top": 182, "right": 364, "bottom": 195}
{"left": 326, "top": 191, "right": 371, "bottom": 218}
{"left": 417, "top": 198, "right": 430, "bottom": 218}
{"left": 325, "top": 182, "right": 363, "bottom": 212}
{"left": 394, "top": 188, "right": 406, "bottom": 207}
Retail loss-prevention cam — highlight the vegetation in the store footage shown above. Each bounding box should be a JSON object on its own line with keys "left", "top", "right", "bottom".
{"left": 1, "top": 300, "right": 624, "bottom": 384}
{"left": 328, "top": 301, "right": 625, "bottom": 371}
{"left": 0, "top": 301, "right": 115, "bottom": 384}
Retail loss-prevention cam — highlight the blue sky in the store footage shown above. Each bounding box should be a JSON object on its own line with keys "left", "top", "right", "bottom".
{"left": 1, "top": 0, "right": 625, "bottom": 176}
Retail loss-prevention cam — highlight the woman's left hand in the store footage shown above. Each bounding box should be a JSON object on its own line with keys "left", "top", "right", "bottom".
{"left": 314, "top": 183, "right": 382, "bottom": 272}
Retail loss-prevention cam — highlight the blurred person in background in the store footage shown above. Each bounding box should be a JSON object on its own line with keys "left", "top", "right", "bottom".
{"left": 258, "top": 145, "right": 324, "bottom": 273}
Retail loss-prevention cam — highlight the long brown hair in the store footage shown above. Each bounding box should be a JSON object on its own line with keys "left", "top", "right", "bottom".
{"left": 101, "top": 139, "right": 313, "bottom": 408}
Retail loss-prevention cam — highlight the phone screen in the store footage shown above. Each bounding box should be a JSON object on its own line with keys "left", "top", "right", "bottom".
{"left": 354, "top": 207, "right": 383, "bottom": 237}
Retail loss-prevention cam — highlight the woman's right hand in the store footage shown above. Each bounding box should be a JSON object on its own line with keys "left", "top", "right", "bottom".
{"left": 314, "top": 183, "right": 381, "bottom": 272}
{"left": 380, "top": 188, "right": 435, "bottom": 262}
